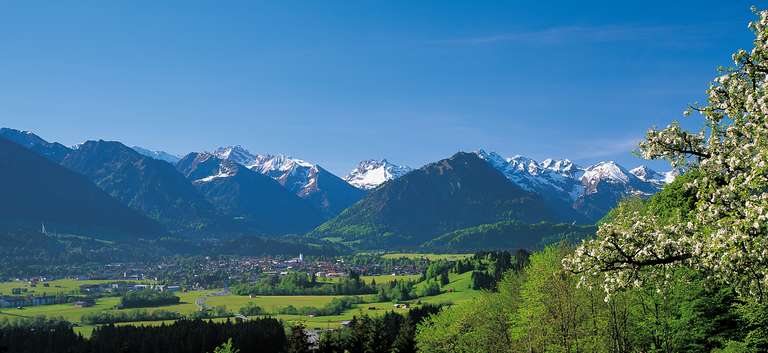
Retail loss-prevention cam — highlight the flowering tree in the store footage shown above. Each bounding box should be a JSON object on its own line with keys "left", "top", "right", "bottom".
{"left": 564, "top": 8, "right": 768, "bottom": 301}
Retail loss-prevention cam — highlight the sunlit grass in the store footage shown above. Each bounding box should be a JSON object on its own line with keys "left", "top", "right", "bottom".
{"left": 1, "top": 260, "right": 482, "bottom": 338}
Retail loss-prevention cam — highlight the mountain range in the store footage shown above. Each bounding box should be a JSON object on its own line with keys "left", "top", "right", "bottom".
{"left": 475, "top": 150, "right": 677, "bottom": 221}
{"left": 0, "top": 127, "right": 676, "bottom": 250}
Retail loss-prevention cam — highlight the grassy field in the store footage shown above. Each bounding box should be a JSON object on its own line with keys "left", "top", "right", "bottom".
{"left": 416, "top": 271, "right": 477, "bottom": 305}
{"left": 0, "top": 256, "right": 482, "bottom": 337}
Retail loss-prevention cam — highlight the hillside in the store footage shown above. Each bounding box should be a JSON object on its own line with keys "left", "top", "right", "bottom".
{"left": 0, "top": 136, "right": 163, "bottom": 239}
{"left": 422, "top": 220, "right": 596, "bottom": 252}
{"left": 177, "top": 152, "right": 324, "bottom": 234}
{"left": 61, "top": 141, "right": 223, "bottom": 234}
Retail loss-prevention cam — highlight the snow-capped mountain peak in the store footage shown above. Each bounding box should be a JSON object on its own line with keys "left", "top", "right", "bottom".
{"left": 541, "top": 158, "right": 577, "bottom": 175}
{"left": 248, "top": 154, "right": 314, "bottom": 175}
{"left": 344, "top": 159, "right": 412, "bottom": 190}
{"left": 630, "top": 165, "right": 679, "bottom": 186}
{"left": 508, "top": 155, "right": 541, "bottom": 175}
{"left": 476, "top": 150, "right": 509, "bottom": 170}
{"left": 629, "top": 165, "right": 656, "bottom": 181}
{"left": 213, "top": 145, "right": 257, "bottom": 166}
{"left": 581, "top": 161, "right": 629, "bottom": 185}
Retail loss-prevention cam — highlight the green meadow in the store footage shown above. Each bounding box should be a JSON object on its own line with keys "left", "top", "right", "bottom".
{"left": 0, "top": 270, "right": 479, "bottom": 337}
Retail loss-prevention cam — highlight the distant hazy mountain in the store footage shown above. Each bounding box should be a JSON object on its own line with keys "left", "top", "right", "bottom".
{"left": 312, "top": 152, "right": 559, "bottom": 248}
{"left": 176, "top": 152, "right": 324, "bottom": 234}
{"left": 0, "top": 128, "right": 72, "bottom": 162}
{"left": 61, "top": 140, "right": 222, "bottom": 234}
{"left": 344, "top": 159, "right": 412, "bottom": 190}
{"left": 475, "top": 150, "right": 675, "bottom": 221}
{"left": 0, "top": 136, "right": 163, "bottom": 239}
{"left": 213, "top": 146, "right": 365, "bottom": 218}
{"left": 132, "top": 146, "right": 181, "bottom": 164}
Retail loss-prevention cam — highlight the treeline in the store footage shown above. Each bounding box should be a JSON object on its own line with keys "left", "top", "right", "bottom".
{"left": 82, "top": 307, "right": 235, "bottom": 325}
{"left": 119, "top": 289, "right": 180, "bottom": 308}
{"left": 91, "top": 318, "right": 288, "bottom": 353}
{"left": 314, "top": 304, "right": 443, "bottom": 353}
{"left": 0, "top": 307, "right": 443, "bottom": 353}
{"left": 189, "top": 305, "right": 231, "bottom": 320}
{"left": 0, "top": 317, "right": 81, "bottom": 353}
{"left": 81, "top": 309, "right": 181, "bottom": 325}
{"left": 374, "top": 279, "right": 421, "bottom": 302}
{"left": 0, "top": 317, "right": 287, "bottom": 353}
{"left": 232, "top": 271, "right": 375, "bottom": 296}
{"left": 467, "top": 250, "right": 529, "bottom": 290}
{"left": 277, "top": 296, "right": 363, "bottom": 316}
{"left": 238, "top": 302, "right": 264, "bottom": 316}
{"left": 342, "top": 254, "right": 425, "bottom": 276}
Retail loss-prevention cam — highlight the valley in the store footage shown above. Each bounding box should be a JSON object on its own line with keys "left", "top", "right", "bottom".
{"left": 0, "top": 253, "right": 480, "bottom": 338}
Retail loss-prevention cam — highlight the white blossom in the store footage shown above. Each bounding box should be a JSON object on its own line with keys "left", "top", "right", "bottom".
{"left": 565, "top": 8, "right": 768, "bottom": 301}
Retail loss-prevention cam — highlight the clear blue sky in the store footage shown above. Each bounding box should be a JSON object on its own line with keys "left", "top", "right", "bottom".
{"left": 0, "top": 1, "right": 758, "bottom": 174}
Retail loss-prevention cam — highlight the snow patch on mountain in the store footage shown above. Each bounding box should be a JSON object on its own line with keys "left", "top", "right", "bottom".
{"left": 213, "top": 146, "right": 323, "bottom": 194}
{"left": 344, "top": 159, "right": 412, "bottom": 189}
{"left": 213, "top": 145, "right": 257, "bottom": 166}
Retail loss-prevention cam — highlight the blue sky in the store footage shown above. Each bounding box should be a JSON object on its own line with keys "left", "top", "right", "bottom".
{"left": 0, "top": 1, "right": 759, "bottom": 174}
